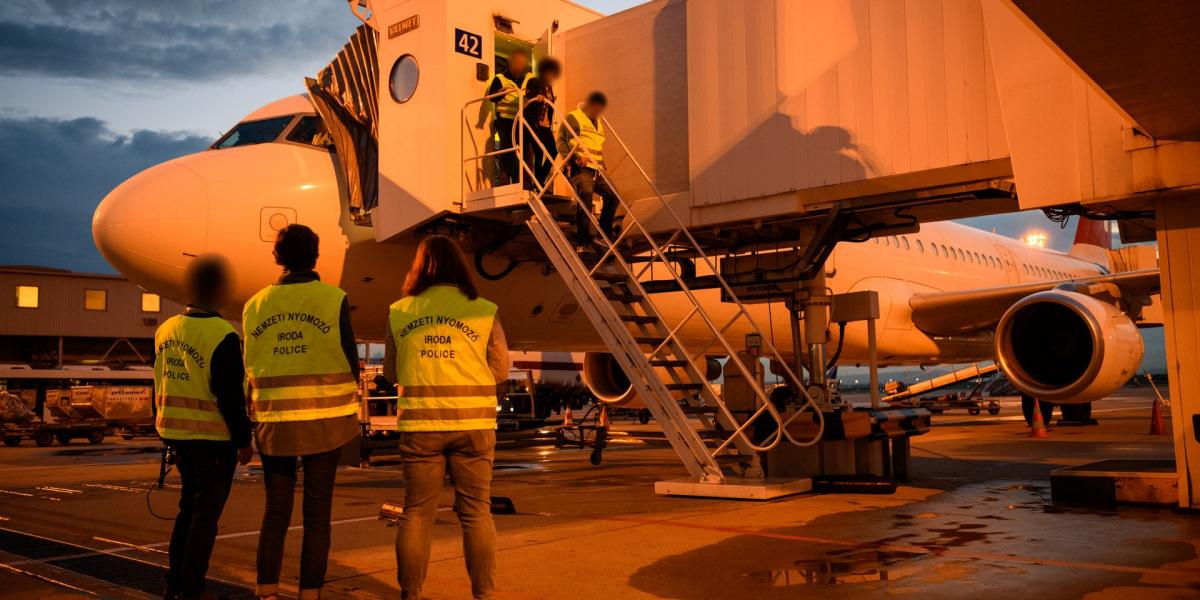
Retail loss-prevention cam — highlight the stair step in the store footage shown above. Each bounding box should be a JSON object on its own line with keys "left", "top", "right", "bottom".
{"left": 678, "top": 404, "right": 719, "bottom": 415}
{"left": 621, "top": 315, "right": 659, "bottom": 324}
{"left": 665, "top": 382, "right": 704, "bottom": 391}
{"left": 603, "top": 290, "right": 643, "bottom": 303}
{"left": 633, "top": 336, "right": 665, "bottom": 345}
{"left": 593, "top": 271, "right": 629, "bottom": 282}
{"left": 649, "top": 358, "right": 688, "bottom": 367}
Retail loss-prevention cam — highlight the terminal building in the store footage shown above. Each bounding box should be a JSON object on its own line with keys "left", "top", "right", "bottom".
{"left": 0, "top": 265, "right": 183, "bottom": 385}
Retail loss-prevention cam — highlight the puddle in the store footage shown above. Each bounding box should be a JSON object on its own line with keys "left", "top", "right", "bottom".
{"left": 755, "top": 549, "right": 926, "bottom": 586}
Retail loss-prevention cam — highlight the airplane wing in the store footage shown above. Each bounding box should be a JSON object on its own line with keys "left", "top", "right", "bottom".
{"left": 909, "top": 269, "right": 1160, "bottom": 336}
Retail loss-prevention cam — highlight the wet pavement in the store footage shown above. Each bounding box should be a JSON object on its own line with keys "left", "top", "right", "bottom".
{"left": 0, "top": 388, "right": 1195, "bottom": 599}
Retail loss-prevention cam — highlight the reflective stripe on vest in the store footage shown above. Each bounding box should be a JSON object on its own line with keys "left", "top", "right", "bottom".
{"left": 491, "top": 72, "right": 532, "bottom": 120}
{"left": 242, "top": 280, "right": 358, "bottom": 423}
{"left": 566, "top": 108, "right": 605, "bottom": 170}
{"left": 153, "top": 315, "right": 234, "bottom": 441}
{"left": 389, "top": 286, "right": 498, "bottom": 432}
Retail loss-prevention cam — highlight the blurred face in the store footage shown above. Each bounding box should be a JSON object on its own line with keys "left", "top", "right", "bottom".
{"left": 585, "top": 101, "right": 605, "bottom": 119}
{"left": 540, "top": 69, "right": 559, "bottom": 86}
{"left": 508, "top": 53, "right": 528, "bottom": 75}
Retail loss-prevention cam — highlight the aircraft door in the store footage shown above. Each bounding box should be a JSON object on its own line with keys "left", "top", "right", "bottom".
{"left": 995, "top": 245, "right": 1020, "bottom": 284}
{"left": 533, "top": 25, "right": 554, "bottom": 64}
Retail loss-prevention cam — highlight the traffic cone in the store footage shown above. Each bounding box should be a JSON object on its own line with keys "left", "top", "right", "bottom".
{"left": 1149, "top": 397, "right": 1167, "bottom": 436}
{"left": 598, "top": 405, "right": 610, "bottom": 429}
{"left": 562, "top": 405, "right": 574, "bottom": 428}
{"left": 1029, "top": 402, "right": 1049, "bottom": 438}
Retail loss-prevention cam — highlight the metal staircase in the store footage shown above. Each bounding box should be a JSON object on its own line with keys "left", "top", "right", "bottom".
{"left": 504, "top": 107, "right": 825, "bottom": 485}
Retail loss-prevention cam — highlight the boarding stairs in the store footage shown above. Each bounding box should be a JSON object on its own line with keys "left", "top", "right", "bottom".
{"left": 469, "top": 103, "right": 827, "bottom": 485}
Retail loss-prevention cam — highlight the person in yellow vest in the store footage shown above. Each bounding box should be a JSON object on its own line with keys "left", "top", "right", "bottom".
{"left": 557, "top": 91, "right": 620, "bottom": 248}
{"left": 153, "top": 255, "right": 253, "bottom": 600}
{"left": 242, "top": 224, "right": 360, "bottom": 600}
{"left": 384, "top": 235, "right": 510, "bottom": 600}
{"left": 476, "top": 49, "right": 532, "bottom": 186}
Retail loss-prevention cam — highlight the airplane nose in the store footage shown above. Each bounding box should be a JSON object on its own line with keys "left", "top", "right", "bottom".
{"left": 93, "top": 161, "right": 208, "bottom": 298}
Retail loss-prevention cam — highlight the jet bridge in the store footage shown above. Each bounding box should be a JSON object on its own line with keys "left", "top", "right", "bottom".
{"left": 317, "top": 0, "right": 1200, "bottom": 500}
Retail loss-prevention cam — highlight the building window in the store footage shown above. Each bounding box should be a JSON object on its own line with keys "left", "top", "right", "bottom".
{"left": 142, "top": 292, "right": 161, "bottom": 313}
{"left": 15, "top": 285, "right": 38, "bottom": 308}
{"left": 84, "top": 289, "right": 107, "bottom": 311}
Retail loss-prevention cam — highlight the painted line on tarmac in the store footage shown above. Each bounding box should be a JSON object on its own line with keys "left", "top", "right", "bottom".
{"left": 595, "top": 514, "right": 1200, "bottom": 581}
{"left": 937, "top": 406, "right": 1143, "bottom": 426}
{"left": 0, "top": 489, "right": 33, "bottom": 497}
{"left": 133, "top": 514, "right": 385, "bottom": 549}
{"left": 82, "top": 483, "right": 147, "bottom": 493}
{"left": 0, "top": 560, "right": 105, "bottom": 597}
{"left": 36, "top": 486, "right": 82, "bottom": 494}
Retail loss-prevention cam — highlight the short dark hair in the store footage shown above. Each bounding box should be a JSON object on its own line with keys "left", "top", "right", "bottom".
{"left": 586, "top": 91, "right": 607, "bottom": 107}
{"left": 273, "top": 224, "right": 319, "bottom": 272}
{"left": 536, "top": 56, "right": 561, "bottom": 77}
{"left": 402, "top": 235, "right": 479, "bottom": 300}
{"left": 185, "top": 255, "right": 230, "bottom": 308}
{"left": 510, "top": 49, "right": 530, "bottom": 60}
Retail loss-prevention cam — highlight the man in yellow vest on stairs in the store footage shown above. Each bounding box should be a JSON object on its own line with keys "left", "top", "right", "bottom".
{"left": 558, "top": 91, "right": 621, "bottom": 249}
{"left": 477, "top": 49, "right": 532, "bottom": 186}
{"left": 384, "top": 235, "right": 510, "bottom": 600}
{"left": 242, "top": 224, "right": 361, "bottom": 600}
{"left": 153, "top": 255, "right": 252, "bottom": 600}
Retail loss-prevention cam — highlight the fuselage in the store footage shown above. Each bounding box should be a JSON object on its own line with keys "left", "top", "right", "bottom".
{"left": 93, "top": 98, "right": 1106, "bottom": 368}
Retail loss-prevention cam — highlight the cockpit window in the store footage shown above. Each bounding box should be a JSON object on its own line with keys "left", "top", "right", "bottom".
{"left": 286, "top": 116, "right": 334, "bottom": 149}
{"left": 212, "top": 116, "right": 293, "bottom": 149}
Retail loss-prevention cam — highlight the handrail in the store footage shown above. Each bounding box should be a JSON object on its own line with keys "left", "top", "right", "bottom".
{"left": 520, "top": 113, "right": 824, "bottom": 454}
{"left": 594, "top": 115, "right": 825, "bottom": 447}
{"left": 460, "top": 88, "right": 529, "bottom": 201}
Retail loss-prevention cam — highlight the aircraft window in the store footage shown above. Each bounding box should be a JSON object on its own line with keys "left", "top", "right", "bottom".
{"left": 956, "top": 248, "right": 965, "bottom": 261}
{"left": 916, "top": 240, "right": 924, "bottom": 253}
{"left": 902, "top": 237, "right": 910, "bottom": 250}
{"left": 930, "top": 244, "right": 939, "bottom": 257}
{"left": 972, "top": 252, "right": 980, "bottom": 264}
{"left": 286, "top": 116, "right": 334, "bottom": 148}
{"left": 213, "top": 116, "right": 293, "bottom": 149}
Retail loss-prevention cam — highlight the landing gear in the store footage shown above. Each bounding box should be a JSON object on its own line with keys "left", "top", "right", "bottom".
{"left": 1020, "top": 394, "right": 1055, "bottom": 426}
{"left": 1059, "top": 402, "right": 1096, "bottom": 426}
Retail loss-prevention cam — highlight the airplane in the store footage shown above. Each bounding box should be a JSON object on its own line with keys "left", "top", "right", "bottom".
{"left": 92, "top": 94, "right": 1160, "bottom": 425}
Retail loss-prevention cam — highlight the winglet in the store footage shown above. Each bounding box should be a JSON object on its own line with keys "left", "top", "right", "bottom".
{"left": 1069, "top": 218, "right": 1112, "bottom": 267}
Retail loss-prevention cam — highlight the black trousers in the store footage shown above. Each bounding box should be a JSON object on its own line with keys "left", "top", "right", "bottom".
{"left": 256, "top": 448, "right": 341, "bottom": 594}
{"left": 523, "top": 126, "right": 557, "bottom": 191}
{"left": 570, "top": 167, "right": 620, "bottom": 244}
{"left": 166, "top": 442, "right": 236, "bottom": 600}
{"left": 493, "top": 118, "right": 519, "bottom": 185}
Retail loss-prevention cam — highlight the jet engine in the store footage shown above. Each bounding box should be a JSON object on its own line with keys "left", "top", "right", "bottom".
{"left": 995, "top": 290, "right": 1143, "bottom": 404}
{"left": 581, "top": 352, "right": 722, "bottom": 406}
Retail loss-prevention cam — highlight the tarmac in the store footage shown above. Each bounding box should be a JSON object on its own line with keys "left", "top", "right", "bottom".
{"left": 0, "top": 387, "right": 1196, "bottom": 599}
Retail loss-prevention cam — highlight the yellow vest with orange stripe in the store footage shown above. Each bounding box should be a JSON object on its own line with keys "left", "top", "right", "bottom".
{"left": 490, "top": 71, "right": 533, "bottom": 120}
{"left": 389, "top": 286, "right": 498, "bottom": 432}
{"left": 242, "top": 281, "right": 358, "bottom": 422}
{"left": 153, "top": 314, "right": 234, "bottom": 441}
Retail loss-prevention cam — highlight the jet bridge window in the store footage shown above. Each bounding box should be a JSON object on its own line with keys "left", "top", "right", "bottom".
{"left": 213, "top": 116, "right": 294, "bottom": 149}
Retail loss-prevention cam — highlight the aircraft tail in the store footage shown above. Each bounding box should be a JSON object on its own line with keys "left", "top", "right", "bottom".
{"left": 1068, "top": 218, "right": 1112, "bottom": 267}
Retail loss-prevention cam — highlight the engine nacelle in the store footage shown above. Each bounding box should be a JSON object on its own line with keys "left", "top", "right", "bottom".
{"left": 995, "top": 290, "right": 1143, "bottom": 404}
{"left": 581, "top": 352, "right": 722, "bottom": 407}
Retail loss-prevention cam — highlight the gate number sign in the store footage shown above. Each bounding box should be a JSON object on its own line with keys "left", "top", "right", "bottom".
{"left": 455, "top": 28, "right": 482, "bottom": 58}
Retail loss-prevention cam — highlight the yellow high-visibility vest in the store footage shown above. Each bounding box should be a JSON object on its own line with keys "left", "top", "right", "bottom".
{"left": 490, "top": 72, "right": 532, "bottom": 120}
{"left": 153, "top": 315, "right": 235, "bottom": 441}
{"left": 565, "top": 108, "right": 605, "bottom": 170}
{"left": 242, "top": 281, "right": 358, "bottom": 422}
{"left": 388, "top": 285, "right": 498, "bottom": 432}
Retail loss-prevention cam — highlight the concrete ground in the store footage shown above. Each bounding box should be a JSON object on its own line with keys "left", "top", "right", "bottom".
{"left": 0, "top": 387, "right": 1196, "bottom": 599}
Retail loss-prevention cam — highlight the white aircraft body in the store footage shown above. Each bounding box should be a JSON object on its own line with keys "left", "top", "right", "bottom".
{"left": 93, "top": 96, "right": 1158, "bottom": 410}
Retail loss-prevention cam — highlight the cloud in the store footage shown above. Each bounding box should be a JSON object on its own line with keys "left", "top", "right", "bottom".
{"left": 0, "top": 0, "right": 359, "bottom": 81}
{"left": 0, "top": 116, "right": 209, "bottom": 273}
